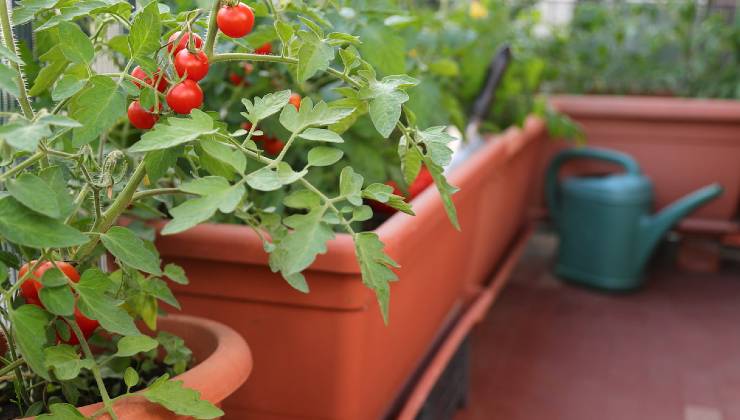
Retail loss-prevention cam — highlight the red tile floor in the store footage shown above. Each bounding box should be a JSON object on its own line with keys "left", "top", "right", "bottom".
{"left": 456, "top": 231, "right": 740, "bottom": 420}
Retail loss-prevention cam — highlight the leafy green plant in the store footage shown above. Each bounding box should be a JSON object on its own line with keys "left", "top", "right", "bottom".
{"left": 540, "top": 1, "right": 739, "bottom": 98}
{"left": 0, "top": 0, "right": 461, "bottom": 417}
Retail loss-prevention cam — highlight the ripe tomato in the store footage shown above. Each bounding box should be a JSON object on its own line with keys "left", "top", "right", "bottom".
{"left": 255, "top": 42, "right": 272, "bottom": 55}
{"left": 19, "top": 261, "right": 80, "bottom": 307}
{"left": 127, "top": 101, "right": 159, "bottom": 130}
{"left": 262, "top": 137, "right": 285, "bottom": 155}
{"left": 174, "top": 49, "right": 209, "bottom": 82}
{"left": 166, "top": 80, "right": 203, "bottom": 114}
{"left": 370, "top": 167, "right": 433, "bottom": 214}
{"left": 244, "top": 62, "right": 254, "bottom": 75}
{"left": 167, "top": 31, "right": 203, "bottom": 54}
{"left": 229, "top": 72, "right": 244, "bottom": 86}
{"left": 59, "top": 306, "right": 99, "bottom": 345}
{"left": 289, "top": 93, "right": 301, "bottom": 110}
{"left": 216, "top": 2, "right": 254, "bottom": 38}
{"left": 131, "top": 66, "right": 168, "bottom": 93}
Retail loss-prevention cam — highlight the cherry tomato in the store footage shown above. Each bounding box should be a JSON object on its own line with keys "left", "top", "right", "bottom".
{"left": 127, "top": 101, "right": 159, "bottom": 130}
{"left": 131, "top": 66, "right": 169, "bottom": 93}
{"left": 244, "top": 62, "right": 254, "bottom": 75}
{"left": 167, "top": 31, "right": 203, "bottom": 54}
{"left": 58, "top": 306, "right": 99, "bottom": 345}
{"left": 255, "top": 42, "right": 272, "bottom": 55}
{"left": 19, "top": 261, "right": 80, "bottom": 307}
{"left": 216, "top": 2, "right": 255, "bottom": 38}
{"left": 289, "top": 93, "right": 301, "bottom": 110}
{"left": 174, "top": 49, "right": 209, "bottom": 82}
{"left": 166, "top": 80, "right": 203, "bottom": 114}
{"left": 229, "top": 72, "right": 244, "bottom": 86}
{"left": 262, "top": 137, "right": 285, "bottom": 155}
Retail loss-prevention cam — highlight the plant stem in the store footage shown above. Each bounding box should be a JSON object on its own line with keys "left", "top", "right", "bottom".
{"left": 132, "top": 187, "right": 187, "bottom": 201}
{"left": 69, "top": 322, "right": 119, "bottom": 420}
{"left": 0, "top": 358, "right": 24, "bottom": 378}
{"left": 210, "top": 52, "right": 297, "bottom": 65}
{"left": 203, "top": 0, "right": 222, "bottom": 57}
{"left": 0, "top": 151, "right": 44, "bottom": 182}
{"left": 0, "top": 0, "right": 34, "bottom": 119}
{"left": 74, "top": 160, "right": 148, "bottom": 261}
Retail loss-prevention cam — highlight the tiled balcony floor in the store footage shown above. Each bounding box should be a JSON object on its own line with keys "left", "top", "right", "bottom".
{"left": 456, "top": 231, "right": 740, "bottom": 420}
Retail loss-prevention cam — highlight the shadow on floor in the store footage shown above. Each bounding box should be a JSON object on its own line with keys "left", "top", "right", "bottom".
{"left": 456, "top": 230, "right": 740, "bottom": 420}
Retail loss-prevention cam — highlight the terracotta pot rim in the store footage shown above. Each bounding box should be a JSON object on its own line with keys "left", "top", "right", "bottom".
{"left": 69, "top": 314, "right": 252, "bottom": 418}
{"left": 549, "top": 94, "right": 740, "bottom": 123}
{"left": 152, "top": 116, "right": 546, "bottom": 274}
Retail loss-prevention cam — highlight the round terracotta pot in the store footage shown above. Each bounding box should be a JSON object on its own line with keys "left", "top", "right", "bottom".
{"left": 11, "top": 314, "right": 252, "bottom": 420}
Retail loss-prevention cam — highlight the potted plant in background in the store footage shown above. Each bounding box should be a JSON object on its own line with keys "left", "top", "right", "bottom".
{"left": 536, "top": 1, "right": 740, "bottom": 232}
{"left": 142, "top": 1, "right": 580, "bottom": 419}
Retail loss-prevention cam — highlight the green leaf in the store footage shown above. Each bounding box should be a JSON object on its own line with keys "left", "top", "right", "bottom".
{"left": 354, "top": 232, "right": 399, "bottom": 324}
{"left": 279, "top": 98, "right": 354, "bottom": 133}
{"left": 29, "top": 59, "right": 68, "bottom": 97}
{"left": 39, "top": 286, "right": 75, "bottom": 316}
{"left": 339, "top": 167, "right": 364, "bottom": 206}
{"left": 75, "top": 269, "right": 139, "bottom": 336}
{"left": 130, "top": 110, "right": 217, "bottom": 153}
{"left": 0, "top": 196, "right": 89, "bottom": 248}
{"left": 39, "top": 165, "right": 76, "bottom": 219}
{"left": 40, "top": 268, "right": 71, "bottom": 287}
{"left": 101, "top": 226, "right": 162, "bottom": 275}
{"left": 425, "top": 159, "right": 459, "bottom": 230}
{"left": 115, "top": 335, "right": 159, "bottom": 357}
{"left": 144, "top": 278, "right": 180, "bottom": 309}
{"left": 128, "top": 1, "right": 161, "bottom": 64}
{"left": 0, "top": 120, "right": 52, "bottom": 152}
{"left": 6, "top": 173, "right": 61, "bottom": 218}
{"left": 142, "top": 376, "right": 224, "bottom": 419}
{"left": 52, "top": 74, "right": 87, "bottom": 101}
{"left": 69, "top": 75, "right": 126, "bottom": 146}
{"left": 0, "top": 63, "right": 20, "bottom": 97}
{"left": 10, "top": 304, "right": 51, "bottom": 379}
{"left": 36, "top": 403, "right": 85, "bottom": 420}
{"left": 307, "top": 146, "right": 343, "bottom": 167}
{"left": 241, "top": 90, "right": 291, "bottom": 124}
{"left": 296, "top": 31, "right": 334, "bottom": 82}
{"left": 418, "top": 126, "right": 455, "bottom": 167}
{"left": 144, "top": 148, "right": 179, "bottom": 182}
{"left": 245, "top": 166, "right": 282, "bottom": 191}
{"left": 359, "top": 75, "right": 419, "bottom": 138}
{"left": 298, "top": 128, "right": 344, "bottom": 143}
{"left": 164, "top": 263, "right": 188, "bottom": 285}
{"left": 58, "top": 22, "right": 94, "bottom": 65}
{"left": 162, "top": 179, "right": 244, "bottom": 235}
{"left": 283, "top": 189, "right": 320, "bottom": 209}
{"left": 269, "top": 208, "right": 334, "bottom": 292}
{"left": 44, "top": 345, "right": 93, "bottom": 381}
{"left": 124, "top": 367, "right": 139, "bottom": 389}
{"left": 200, "top": 137, "right": 246, "bottom": 174}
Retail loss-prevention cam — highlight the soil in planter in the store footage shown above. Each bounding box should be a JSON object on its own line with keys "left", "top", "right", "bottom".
{"left": 0, "top": 331, "right": 194, "bottom": 419}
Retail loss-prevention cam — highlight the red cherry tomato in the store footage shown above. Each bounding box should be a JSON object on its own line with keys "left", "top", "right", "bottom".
{"left": 167, "top": 31, "right": 203, "bottom": 54}
{"left": 255, "top": 42, "right": 272, "bottom": 55}
{"left": 216, "top": 2, "right": 255, "bottom": 38}
{"left": 174, "top": 49, "right": 209, "bottom": 82}
{"left": 59, "top": 306, "right": 99, "bottom": 345}
{"left": 131, "top": 66, "right": 169, "bottom": 93}
{"left": 262, "top": 137, "right": 285, "bottom": 155}
{"left": 229, "top": 72, "right": 244, "bottom": 86}
{"left": 19, "top": 261, "right": 80, "bottom": 307}
{"left": 244, "top": 62, "right": 254, "bottom": 75}
{"left": 289, "top": 93, "right": 301, "bottom": 110}
{"left": 166, "top": 80, "right": 203, "bottom": 114}
{"left": 127, "top": 101, "right": 159, "bottom": 130}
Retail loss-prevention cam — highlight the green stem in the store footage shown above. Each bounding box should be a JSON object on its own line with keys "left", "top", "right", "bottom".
{"left": 0, "top": 358, "right": 24, "bottom": 378}
{"left": 210, "top": 52, "right": 297, "bottom": 65}
{"left": 299, "top": 178, "right": 356, "bottom": 235}
{"left": 0, "top": 152, "right": 44, "bottom": 182}
{"left": 203, "top": 0, "right": 222, "bottom": 57}
{"left": 73, "top": 160, "right": 148, "bottom": 261}
{"left": 0, "top": 0, "right": 34, "bottom": 119}
{"left": 132, "top": 187, "right": 188, "bottom": 201}
{"left": 270, "top": 130, "right": 298, "bottom": 164}
{"left": 69, "top": 322, "right": 119, "bottom": 420}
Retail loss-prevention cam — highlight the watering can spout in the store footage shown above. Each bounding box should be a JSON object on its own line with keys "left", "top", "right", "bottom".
{"left": 638, "top": 183, "right": 723, "bottom": 266}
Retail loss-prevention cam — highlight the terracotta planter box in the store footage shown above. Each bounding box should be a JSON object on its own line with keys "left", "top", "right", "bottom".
{"left": 154, "top": 117, "right": 546, "bottom": 420}
{"left": 13, "top": 315, "right": 252, "bottom": 419}
{"left": 538, "top": 95, "right": 740, "bottom": 225}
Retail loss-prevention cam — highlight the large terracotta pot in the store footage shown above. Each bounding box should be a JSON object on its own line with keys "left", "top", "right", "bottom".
{"left": 12, "top": 315, "right": 252, "bottom": 420}
{"left": 154, "top": 117, "right": 546, "bottom": 420}
{"left": 538, "top": 95, "right": 740, "bottom": 226}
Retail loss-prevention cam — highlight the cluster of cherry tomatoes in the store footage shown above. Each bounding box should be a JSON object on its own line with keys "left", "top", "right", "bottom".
{"left": 18, "top": 261, "right": 99, "bottom": 345}
{"left": 127, "top": 1, "right": 257, "bottom": 130}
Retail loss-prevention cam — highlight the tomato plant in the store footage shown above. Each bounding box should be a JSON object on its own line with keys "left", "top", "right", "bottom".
{"left": 0, "top": 0, "right": 464, "bottom": 418}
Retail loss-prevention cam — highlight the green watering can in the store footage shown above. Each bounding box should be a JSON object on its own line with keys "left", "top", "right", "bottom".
{"left": 546, "top": 148, "right": 723, "bottom": 291}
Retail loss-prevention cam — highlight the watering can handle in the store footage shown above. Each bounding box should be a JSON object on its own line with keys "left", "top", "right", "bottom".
{"left": 545, "top": 148, "right": 641, "bottom": 224}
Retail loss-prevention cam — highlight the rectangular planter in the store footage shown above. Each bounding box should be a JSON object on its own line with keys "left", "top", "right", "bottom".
{"left": 153, "top": 117, "right": 546, "bottom": 420}
{"left": 538, "top": 95, "right": 740, "bottom": 226}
